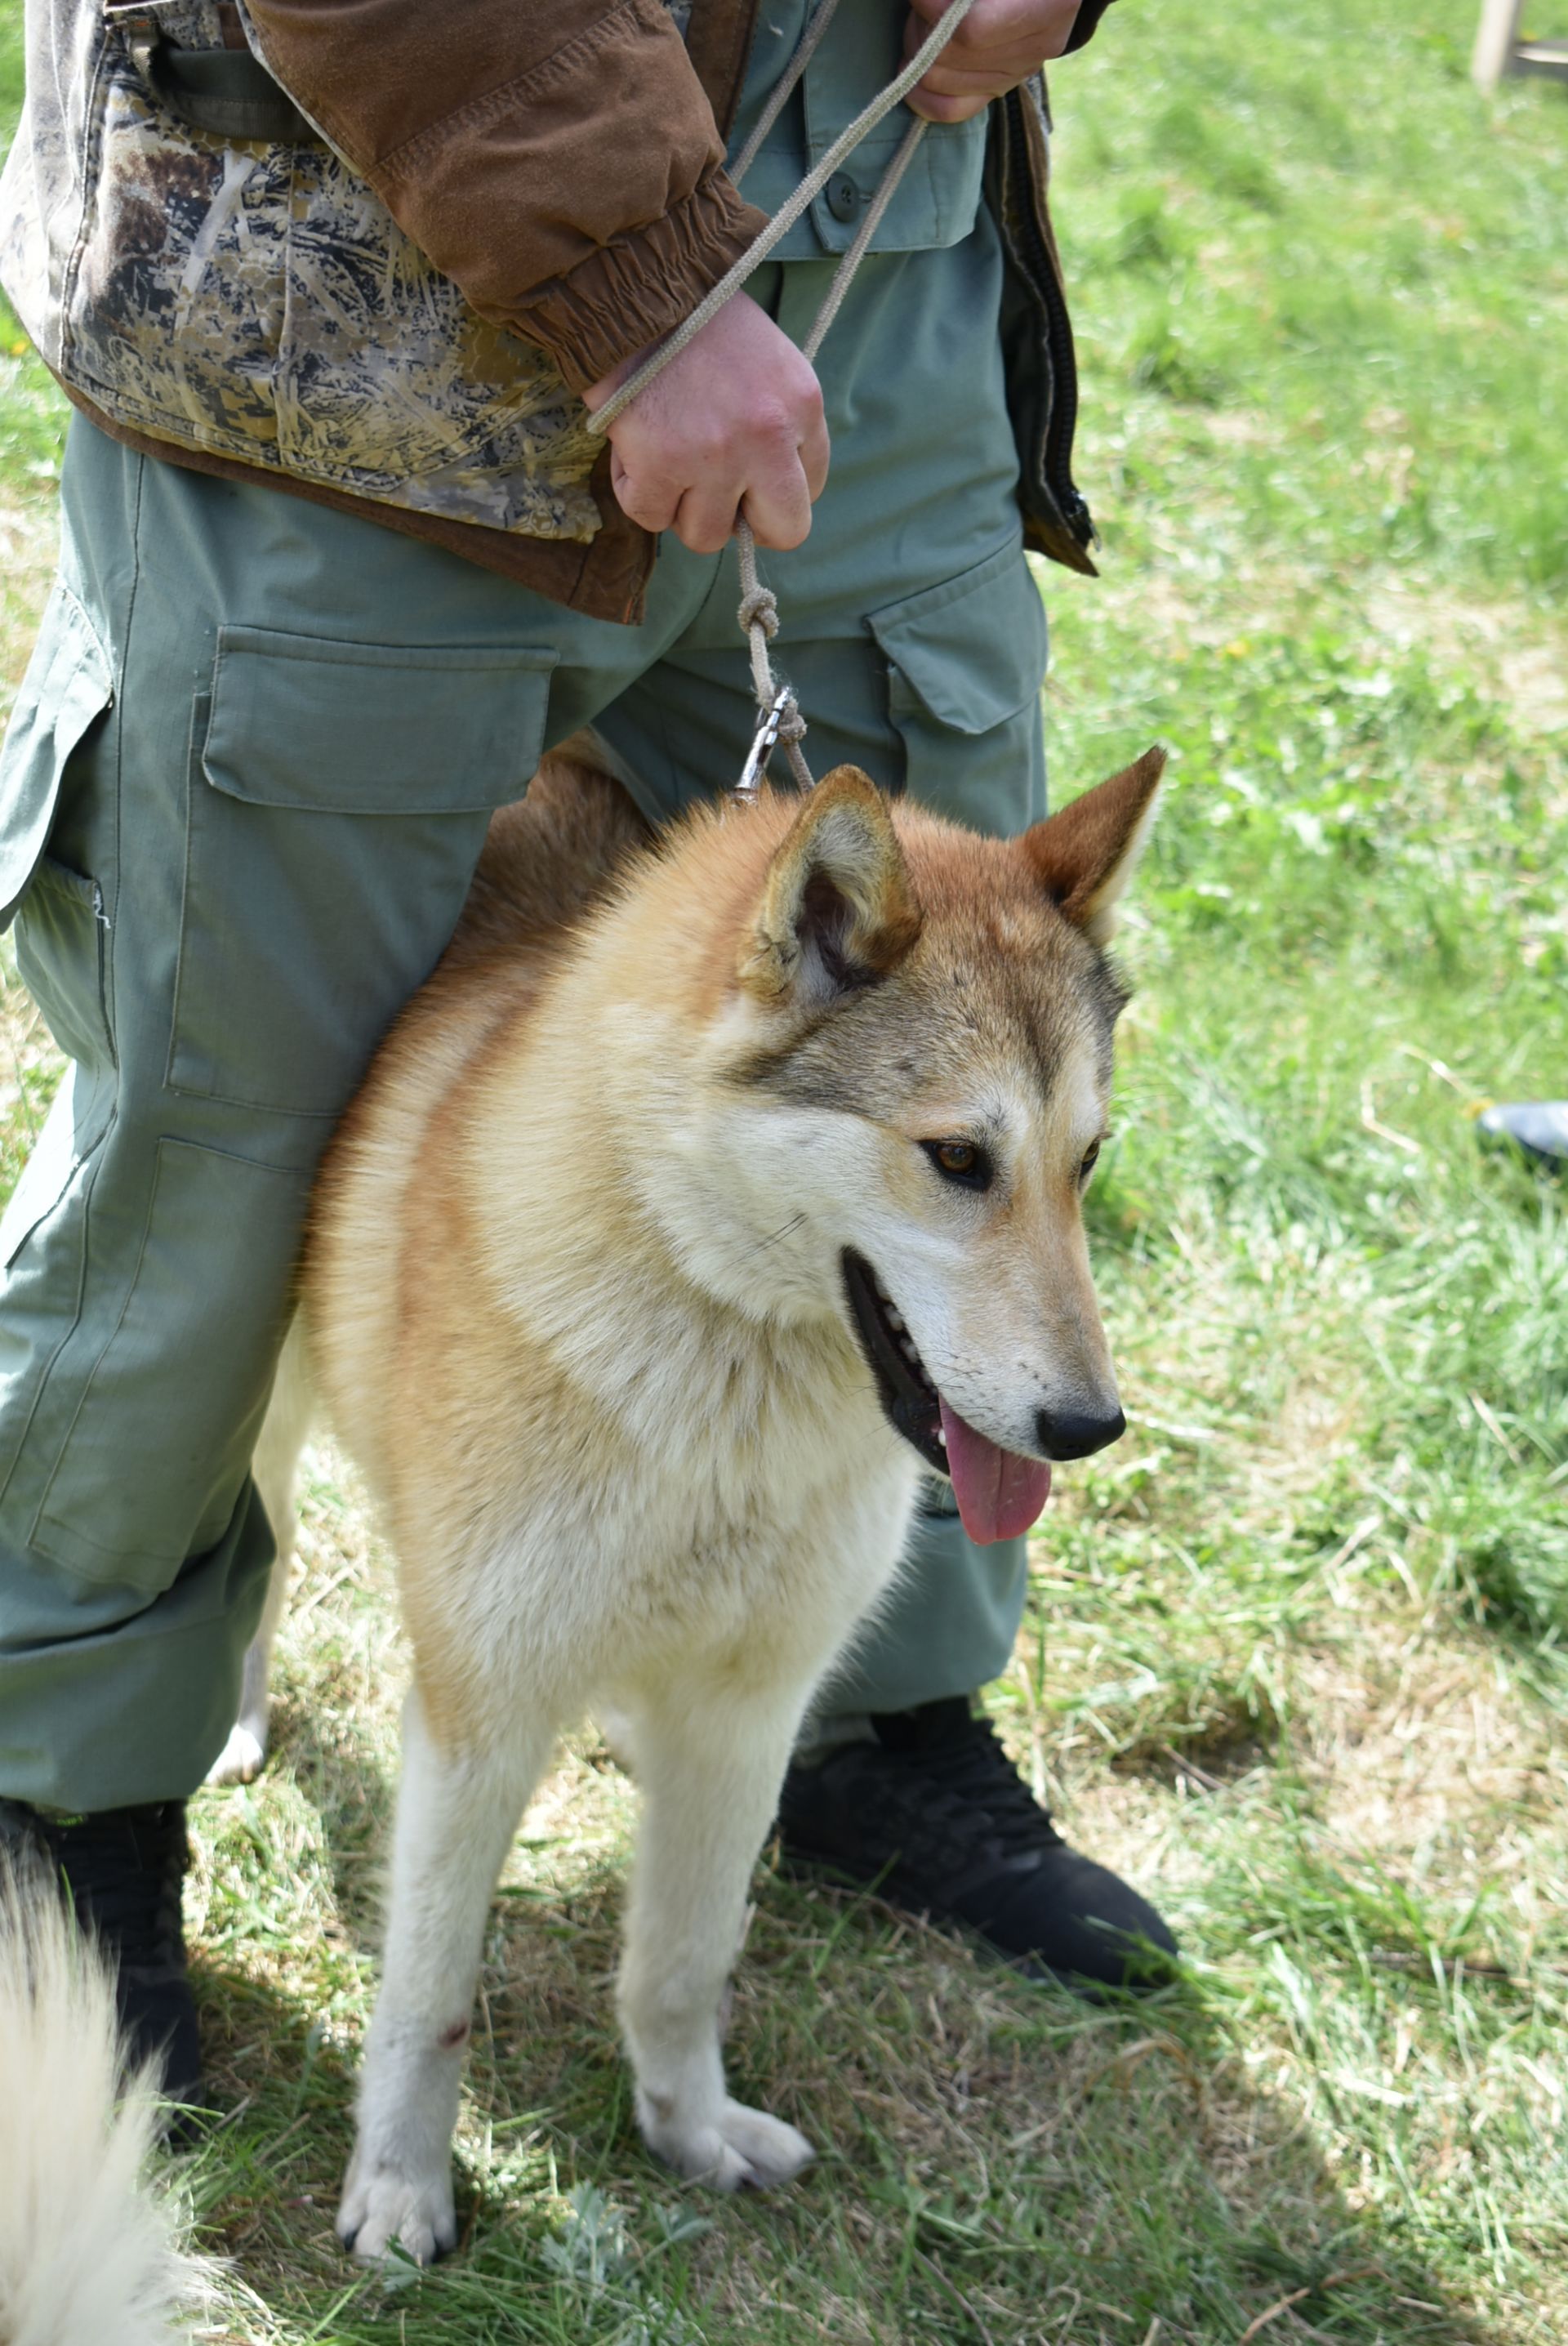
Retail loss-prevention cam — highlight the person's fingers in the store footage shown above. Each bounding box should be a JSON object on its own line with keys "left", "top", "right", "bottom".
{"left": 899, "top": 19, "right": 1013, "bottom": 115}
{"left": 739, "top": 493, "right": 811, "bottom": 551}
{"left": 670, "top": 488, "right": 741, "bottom": 555}
{"left": 738, "top": 441, "right": 815, "bottom": 549}
{"left": 906, "top": 87, "right": 991, "bottom": 121}
{"left": 614, "top": 418, "right": 822, "bottom": 551}
{"left": 906, "top": 47, "right": 1073, "bottom": 120}
{"left": 715, "top": 376, "right": 821, "bottom": 546}
{"left": 902, "top": 0, "right": 1081, "bottom": 96}
{"left": 914, "top": 47, "right": 1055, "bottom": 86}
{"left": 906, "top": 0, "right": 1080, "bottom": 47}
{"left": 609, "top": 449, "right": 681, "bottom": 537}
{"left": 799, "top": 403, "right": 831, "bottom": 503}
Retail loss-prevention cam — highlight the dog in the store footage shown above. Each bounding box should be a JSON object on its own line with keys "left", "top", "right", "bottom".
{"left": 5, "top": 740, "right": 1164, "bottom": 2321}
{"left": 307, "top": 743, "right": 1164, "bottom": 2262}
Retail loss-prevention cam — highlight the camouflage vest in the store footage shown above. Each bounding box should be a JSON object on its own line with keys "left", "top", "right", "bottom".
{"left": 0, "top": 0, "right": 604, "bottom": 546}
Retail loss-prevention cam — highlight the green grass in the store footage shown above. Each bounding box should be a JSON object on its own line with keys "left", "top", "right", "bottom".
{"left": 0, "top": 1, "right": 69, "bottom": 706}
{"left": 0, "top": 1, "right": 65, "bottom": 482}
{"left": 2, "top": 1, "right": 1568, "bottom": 2339}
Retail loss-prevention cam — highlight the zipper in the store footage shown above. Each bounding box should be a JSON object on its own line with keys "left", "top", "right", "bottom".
{"left": 1003, "top": 87, "right": 1096, "bottom": 552}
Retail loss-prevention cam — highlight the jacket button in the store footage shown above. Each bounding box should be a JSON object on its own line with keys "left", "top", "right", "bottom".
{"left": 825, "top": 172, "right": 860, "bottom": 224}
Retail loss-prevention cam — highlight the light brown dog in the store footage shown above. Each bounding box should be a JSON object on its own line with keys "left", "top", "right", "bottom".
{"left": 256, "top": 743, "right": 1163, "bottom": 2263}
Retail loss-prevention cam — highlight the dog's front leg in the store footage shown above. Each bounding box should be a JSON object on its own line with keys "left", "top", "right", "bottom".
{"left": 617, "top": 1685, "right": 817, "bottom": 2192}
{"left": 339, "top": 1684, "right": 558, "bottom": 2266}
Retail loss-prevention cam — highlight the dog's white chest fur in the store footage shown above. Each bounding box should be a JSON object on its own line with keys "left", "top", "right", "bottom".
{"left": 390, "top": 1224, "right": 924, "bottom": 1702}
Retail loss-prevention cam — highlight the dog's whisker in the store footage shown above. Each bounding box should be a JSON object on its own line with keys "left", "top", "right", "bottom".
{"left": 748, "top": 1211, "right": 808, "bottom": 1256}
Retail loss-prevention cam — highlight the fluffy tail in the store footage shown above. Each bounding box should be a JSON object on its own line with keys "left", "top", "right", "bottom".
{"left": 0, "top": 1862, "right": 199, "bottom": 2346}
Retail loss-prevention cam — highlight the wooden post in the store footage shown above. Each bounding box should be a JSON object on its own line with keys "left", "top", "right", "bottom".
{"left": 1474, "top": 0, "right": 1526, "bottom": 86}
{"left": 1473, "top": 0, "right": 1568, "bottom": 88}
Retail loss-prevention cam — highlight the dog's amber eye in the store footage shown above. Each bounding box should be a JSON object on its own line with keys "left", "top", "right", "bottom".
{"left": 1079, "top": 1139, "right": 1102, "bottom": 1184}
{"left": 922, "top": 1139, "right": 991, "bottom": 1192}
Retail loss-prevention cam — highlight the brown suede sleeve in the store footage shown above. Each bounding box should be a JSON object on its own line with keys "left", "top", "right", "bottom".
{"left": 240, "top": 0, "right": 770, "bottom": 390}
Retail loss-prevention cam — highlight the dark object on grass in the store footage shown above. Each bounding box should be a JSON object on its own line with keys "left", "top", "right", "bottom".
{"left": 777, "top": 1698, "right": 1179, "bottom": 1992}
{"left": 0, "top": 1795, "right": 202, "bottom": 2121}
{"left": 1476, "top": 1100, "right": 1568, "bottom": 1166}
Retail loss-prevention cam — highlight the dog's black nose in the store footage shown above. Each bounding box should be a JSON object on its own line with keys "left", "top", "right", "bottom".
{"left": 1036, "top": 1404, "right": 1125, "bottom": 1461}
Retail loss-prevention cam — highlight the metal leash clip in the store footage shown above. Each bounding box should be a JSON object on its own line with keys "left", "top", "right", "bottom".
{"left": 735, "top": 685, "right": 793, "bottom": 803}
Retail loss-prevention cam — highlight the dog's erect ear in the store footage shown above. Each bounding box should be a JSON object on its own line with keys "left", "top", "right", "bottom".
{"left": 738, "top": 766, "right": 922, "bottom": 1008}
{"left": 1020, "top": 745, "right": 1166, "bottom": 945}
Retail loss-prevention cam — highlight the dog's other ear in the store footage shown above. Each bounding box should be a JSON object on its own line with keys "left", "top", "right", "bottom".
{"left": 739, "top": 766, "right": 922, "bottom": 1007}
{"left": 1021, "top": 745, "right": 1166, "bottom": 945}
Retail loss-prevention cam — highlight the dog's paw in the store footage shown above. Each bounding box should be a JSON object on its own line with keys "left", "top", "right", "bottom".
{"left": 639, "top": 2093, "right": 815, "bottom": 2192}
{"left": 336, "top": 2161, "right": 457, "bottom": 2268}
{"left": 206, "top": 1719, "right": 266, "bottom": 1786}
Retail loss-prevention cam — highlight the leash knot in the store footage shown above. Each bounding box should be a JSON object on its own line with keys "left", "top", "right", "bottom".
{"left": 737, "top": 584, "right": 780, "bottom": 640}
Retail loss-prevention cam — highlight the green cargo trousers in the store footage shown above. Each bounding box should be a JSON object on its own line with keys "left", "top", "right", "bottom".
{"left": 0, "top": 211, "right": 1049, "bottom": 1811}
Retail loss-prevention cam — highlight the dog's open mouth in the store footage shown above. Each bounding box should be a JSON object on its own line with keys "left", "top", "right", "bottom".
{"left": 840, "top": 1251, "right": 1052, "bottom": 1546}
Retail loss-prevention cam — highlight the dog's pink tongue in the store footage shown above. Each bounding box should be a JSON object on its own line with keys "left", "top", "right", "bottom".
{"left": 938, "top": 1396, "right": 1052, "bottom": 1545}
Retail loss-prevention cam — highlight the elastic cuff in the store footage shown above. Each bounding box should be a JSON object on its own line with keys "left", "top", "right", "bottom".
{"left": 510, "top": 170, "right": 769, "bottom": 395}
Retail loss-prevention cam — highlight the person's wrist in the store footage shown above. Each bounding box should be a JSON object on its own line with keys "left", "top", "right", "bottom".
{"left": 581, "top": 340, "right": 662, "bottom": 417}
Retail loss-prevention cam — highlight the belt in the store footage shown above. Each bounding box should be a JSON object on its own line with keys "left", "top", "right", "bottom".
{"left": 106, "top": 8, "right": 322, "bottom": 145}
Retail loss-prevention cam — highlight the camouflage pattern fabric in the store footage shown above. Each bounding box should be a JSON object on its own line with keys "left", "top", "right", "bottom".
{"left": 0, "top": 0, "right": 604, "bottom": 545}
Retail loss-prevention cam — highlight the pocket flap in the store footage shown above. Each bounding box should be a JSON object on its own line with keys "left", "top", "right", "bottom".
{"left": 868, "top": 542, "right": 1046, "bottom": 736}
{"left": 203, "top": 627, "right": 559, "bottom": 813}
{"left": 0, "top": 580, "right": 114, "bottom": 930}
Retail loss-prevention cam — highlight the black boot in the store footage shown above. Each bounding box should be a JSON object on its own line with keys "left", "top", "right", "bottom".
{"left": 777, "top": 1699, "right": 1178, "bottom": 1992}
{"left": 0, "top": 1796, "right": 203, "bottom": 2112}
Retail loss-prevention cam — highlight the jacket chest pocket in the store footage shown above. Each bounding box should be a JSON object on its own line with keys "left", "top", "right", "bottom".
{"left": 800, "top": 10, "right": 987, "bottom": 256}
{"left": 167, "top": 626, "right": 558, "bottom": 1120}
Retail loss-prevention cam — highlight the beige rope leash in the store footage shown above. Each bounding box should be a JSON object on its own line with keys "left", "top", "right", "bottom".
{"left": 585, "top": 0, "right": 982, "bottom": 798}
{"left": 730, "top": 100, "right": 942, "bottom": 795}
{"left": 734, "top": 538, "right": 815, "bottom": 794}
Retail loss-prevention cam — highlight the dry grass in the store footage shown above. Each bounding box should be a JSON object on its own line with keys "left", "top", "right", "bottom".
{"left": 0, "top": 487, "right": 55, "bottom": 708}
{"left": 134, "top": 1398, "right": 1562, "bottom": 2345}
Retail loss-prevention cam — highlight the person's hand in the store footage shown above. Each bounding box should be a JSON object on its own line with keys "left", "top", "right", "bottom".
{"left": 583, "top": 292, "right": 830, "bottom": 555}
{"left": 903, "top": 0, "right": 1082, "bottom": 123}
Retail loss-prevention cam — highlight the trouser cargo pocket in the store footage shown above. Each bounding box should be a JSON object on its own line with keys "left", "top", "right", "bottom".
{"left": 167, "top": 627, "right": 558, "bottom": 1117}
{"left": 868, "top": 539, "right": 1047, "bottom": 837}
